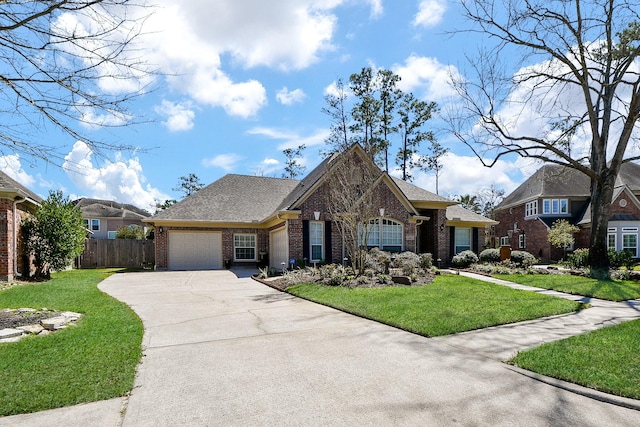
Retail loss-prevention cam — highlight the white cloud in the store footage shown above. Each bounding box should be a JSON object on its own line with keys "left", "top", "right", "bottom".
{"left": 0, "top": 155, "right": 35, "bottom": 188}
{"left": 247, "top": 127, "right": 330, "bottom": 149}
{"left": 263, "top": 158, "right": 280, "bottom": 166}
{"left": 202, "top": 153, "right": 244, "bottom": 172}
{"left": 413, "top": 0, "right": 447, "bottom": 28}
{"left": 393, "top": 55, "right": 461, "bottom": 100}
{"left": 155, "top": 100, "right": 196, "bottom": 132}
{"left": 408, "top": 152, "right": 524, "bottom": 198}
{"left": 276, "top": 87, "right": 307, "bottom": 105}
{"left": 62, "top": 141, "right": 169, "bottom": 212}
{"left": 366, "top": 0, "right": 383, "bottom": 18}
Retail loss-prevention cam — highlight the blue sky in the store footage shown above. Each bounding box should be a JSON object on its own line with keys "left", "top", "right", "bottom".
{"left": 0, "top": 0, "right": 539, "bottom": 212}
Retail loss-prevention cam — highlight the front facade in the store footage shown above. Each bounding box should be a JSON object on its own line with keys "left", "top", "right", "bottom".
{"left": 494, "top": 163, "right": 640, "bottom": 262}
{"left": 0, "top": 171, "right": 41, "bottom": 281}
{"left": 147, "top": 145, "right": 497, "bottom": 271}
{"left": 73, "top": 198, "right": 150, "bottom": 239}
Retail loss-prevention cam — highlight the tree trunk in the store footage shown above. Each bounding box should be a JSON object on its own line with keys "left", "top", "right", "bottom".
{"left": 588, "top": 175, "right": 615, "bottom": 272}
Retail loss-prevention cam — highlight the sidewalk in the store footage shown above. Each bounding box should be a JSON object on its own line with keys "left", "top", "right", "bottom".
{"left": 436, "top": 270, "right": 640, "bottom": 361}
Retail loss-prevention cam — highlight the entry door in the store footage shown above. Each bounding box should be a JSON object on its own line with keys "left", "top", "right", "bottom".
{"left": 270, "top": 227, "right": 288, "bottom": 270}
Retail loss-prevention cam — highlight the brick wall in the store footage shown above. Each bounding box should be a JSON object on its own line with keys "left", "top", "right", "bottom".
{"left": 0, "top": 199, "right": 33, "bottom": 281}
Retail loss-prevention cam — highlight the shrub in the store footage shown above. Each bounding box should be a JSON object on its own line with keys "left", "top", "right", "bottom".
{"left": 392, "top": 251, "right": 421, "bottom": 275}
{"left": 567, "top": 248, "right": 590, "bottom": 269}
{"left": 479, "top": 248, "right": 500, "bottom": 263}
{"left": 609, "top": 249, "right": 634, "bottom": 270}
{"left": 419, "top": 253, "right": 433, "bottom": 269}
{"left": 365, "top": 248, "right": 390, "bottom": 273}
{"left": 510, "top": 250, "right": 537, "bottom": 268}
{"left": 451, "top": 250, "right": 479, "bottom": 268}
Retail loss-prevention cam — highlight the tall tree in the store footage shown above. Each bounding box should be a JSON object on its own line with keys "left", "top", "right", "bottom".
{"left": 282, "top": 144, "right": 307, "bottom": 179}
{"left": 450, "top": 0, "right": 640, "bottom": 273}
{"left": 422, "top": 141, "right": 449, "bottom": 194}
{"left": 377, "top": 69, "right": 402, "bottom": 172}
{"left": 349, "top": 67, "right": 382, "bottom": 160}
{"left": 476, "top": 184, "right": 505, "bottom": 219}
{"left": 173, "top": 173, "right": 204, "bottom": 198}
{"left": 396, "top": 93, "right": 438, "bottom": 181}
{"left": 321, "top": 78, "right": 352, "bottom": 157}
{"left": 21, "top": 191, "right": 86, "bottom": 279}
{"left": 454, "top": 194, "right": 482, "bottom": 214}
{"left": 0, "top": 1, "right": 151, "bottom": 166}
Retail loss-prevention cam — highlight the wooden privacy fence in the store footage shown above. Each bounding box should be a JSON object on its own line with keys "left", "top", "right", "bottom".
{"left": 77, "top": 239, "right": 155, "bottom": 269}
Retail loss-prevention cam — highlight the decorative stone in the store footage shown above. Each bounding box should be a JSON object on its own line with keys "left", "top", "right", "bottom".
{"left": 17, "top": 308, "right": 37, "bottom": 313}
{"left": 392, "top": 276, "right": 412, "bottom": 286}
{"left": 41, "top": 316, "right": 70, "bottom": 331}
{"left": 62, "top": 312, "right": 82, "bottom": 321}
{"left": 0, "top": 328, "right": 24, "bottom": 339}
{"left": 17, "top": 324, "right": 45, "bottom": 335}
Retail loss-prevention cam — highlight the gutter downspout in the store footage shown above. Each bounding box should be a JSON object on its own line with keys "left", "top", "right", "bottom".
{"left": 13, "top": 196, "right": 27, "bottom": 280}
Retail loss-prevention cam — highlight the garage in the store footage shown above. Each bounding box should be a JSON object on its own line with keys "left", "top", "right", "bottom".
{"left": 168, "top": 231, "right": 222, "bottom": 270}
{"left": 269, "top": 227, "right": 288, "bottom": 270}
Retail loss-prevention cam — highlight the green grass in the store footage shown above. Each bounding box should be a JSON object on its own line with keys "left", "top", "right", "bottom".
{"left": 0, "top": 269, "right": 143, "bottom": 416}
{"left": 494, "top": 274, "right": 640, "bottom": 301}
{"left": 511, "top": 319, "right": 640, "bottom": 399}
{"left": 287, "top": 275, "right": 583, "bottom": 337}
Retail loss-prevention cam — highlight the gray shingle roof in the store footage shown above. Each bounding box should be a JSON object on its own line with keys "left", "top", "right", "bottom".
{"left": 446, "top": 204, "right": 498, "bottom": 224}
{"left": 73, "top": 198, "right": 150, "bottom": 219}
{"left": 0, "top": 170, "right": 42, "bottom": 203}
{"left": 391, "top": 177, "right": 456, "bottom": 204}
{"left": 152, "top": 174, "right": 300, "bottom": 223}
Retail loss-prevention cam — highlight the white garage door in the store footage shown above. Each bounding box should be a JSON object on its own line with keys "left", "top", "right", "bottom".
{"left": 270, "top": 227, "right": 288, "bottom": 270}
{"left": 168, "top": 231, "right": 223, "bottom": 270}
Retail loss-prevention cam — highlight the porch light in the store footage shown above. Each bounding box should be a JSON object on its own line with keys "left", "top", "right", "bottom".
{"left": 158, "top": 226, "right": 164, "bottom": 234}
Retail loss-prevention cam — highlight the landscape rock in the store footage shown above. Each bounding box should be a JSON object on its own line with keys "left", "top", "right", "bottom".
{"left": 0, "top": 328, "right": 23, "bottom": 339}
{"left": 17, "top": 324, "right": 45, "bottom": 335}
{"left": 41, "top": 316, "right": 70, "bottom": 331}
{"left": 392, "top": 276, "right": 412, "bottom": 285}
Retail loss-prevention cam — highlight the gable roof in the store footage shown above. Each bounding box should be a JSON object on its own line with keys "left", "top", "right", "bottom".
{"left": 577, "top": 185, "right": 640, "bottom": 225}
{"left": 0, "top": 170, "right": 42, "bottom": 205}
{"left": 149, "top": 143, "right": 496, "bottom": 227}
{"left": 446, "top": 204, "right": 498, "bottom": 225}
{"left": 73, "top": 198, "right": 150, "bottom": 219}
{"left": 151, "top": 174, "right": 299, "bottom": 224}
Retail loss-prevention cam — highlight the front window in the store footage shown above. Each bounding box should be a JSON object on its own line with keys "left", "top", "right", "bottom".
{"left": 519, "top": 234, "right": 526, "bottom": 249}
{"left": 108, "top": 231, "right": 117, "bottom": 239}
{"left": 455, "top": 228, "right": 472, "bottom": 254}
{"left": 525, "top": 201, "right": 538, "bottom": 217}
{"left": 358, "top": 218, "right": 403, "bottom": 252}
{"left": 500, "top": 236, "right": 509, "bottom": 246}
{"left": 608, "top": 228, "right": 617, "bottom": 251}
{"left": 91, "top": 219, "right": 100, "bottom": 231}
{"left": 309, "top": 221, "right": 324, "bottom": 262}
{"left": 542, "top": 199, "right": 568, "bottom": 214}
{"left": 622, "top": 233, "right": 638, "bottom": 257}
{"left": 234, "top": 234, "right": 256, "bottom": 261}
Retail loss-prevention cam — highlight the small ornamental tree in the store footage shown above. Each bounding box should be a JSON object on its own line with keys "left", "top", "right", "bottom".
{"left": 21, "top": 191, "right": 86, "bottom": 279}
{"left": 548, "top": 219, "right": 580, "bottom": 260}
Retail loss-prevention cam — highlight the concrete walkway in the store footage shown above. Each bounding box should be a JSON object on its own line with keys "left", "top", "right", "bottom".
{"left": 1, "top": 269, "right": 640, "bottom": 426}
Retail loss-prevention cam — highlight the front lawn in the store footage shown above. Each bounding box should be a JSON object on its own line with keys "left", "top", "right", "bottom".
{"left": 494, "top": 273, "right": 640, "bottom": 301}
{"left": 287, "top": 275, "right": 583, "bottom": 337}
{"left": 511, "top": 319, "right": 640, "bottom": 399}
{"left": 0, "top": 269, "right": 143, "bottom": 416}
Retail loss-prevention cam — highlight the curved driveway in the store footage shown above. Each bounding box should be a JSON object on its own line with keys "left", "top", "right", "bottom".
{"left": 3, "top": 269, "right": 639, "bottom": 426}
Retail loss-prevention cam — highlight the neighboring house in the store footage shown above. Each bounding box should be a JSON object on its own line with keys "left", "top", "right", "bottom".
{"left": 146, "top": 144, "right": 497, "bottom": 271}
{"left": 0, "top": 171, "right": 41, "bottom": 281}
{"left": 73, "top": 198, "right": 150, "bottom": 239}
{"left": 494, "top": 162, "right": 640, "bottom": 262}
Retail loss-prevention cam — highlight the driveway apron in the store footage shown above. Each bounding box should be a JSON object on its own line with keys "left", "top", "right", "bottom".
{"left": 89, "top": 270, "right": 640, "bottom": 426}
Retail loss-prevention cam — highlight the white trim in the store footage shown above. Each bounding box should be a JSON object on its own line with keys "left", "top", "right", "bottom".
{"left": 234, "top": 233, "right": 257, "bottom": 261}
{"left": 309, "top": 221, "right": 324, "bottom": 262}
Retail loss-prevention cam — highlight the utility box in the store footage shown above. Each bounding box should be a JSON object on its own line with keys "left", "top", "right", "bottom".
{"left": 500, "top": 245, "right": 512, "bottom": 261}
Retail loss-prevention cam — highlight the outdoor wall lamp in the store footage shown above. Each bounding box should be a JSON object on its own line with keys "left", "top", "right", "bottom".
{"left": 440, "top": 223, "right": 445, "bottom": 232}
{"left": 379, "top": 208, "right": 385, "bottom": 217}
{"left": 158, "top": 226, "right": 164, "bottom": 233}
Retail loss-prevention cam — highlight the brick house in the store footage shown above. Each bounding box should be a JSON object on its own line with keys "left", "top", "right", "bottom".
{"left": 0, "top": 171, "right": 41, "bottom": 281}
{"left": 493, "top": 162, "right": 640, "bottom": 262}
{"left": 73, "top": 198, "right": 150, "bottom": 239}
{"left": 146, "top": 144, "right": 497, "bottom": 271}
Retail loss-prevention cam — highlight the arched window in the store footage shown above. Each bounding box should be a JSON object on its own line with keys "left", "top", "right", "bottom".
{"left": 358, "top": 218, "right": 403, "bottom": 252}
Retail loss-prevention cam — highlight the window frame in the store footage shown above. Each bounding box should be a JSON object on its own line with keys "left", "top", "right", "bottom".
{"left": 358, "top": 218, "right": 404, "bottom": 252}
{"left": 500, "top": 236, "right": 509, "bottom": 246}
{"left": 91, "top": 219, "right": 100, "bottom": 231}
{"left": 309, "top": 221, "right": 324, "bottom": 262}
{"left": 234, "top": 233, "right": 257, "bottom": 261}
{"left": 519, "top": 234, "right": 526, "bottom": 249}
{"left": 622, "top": 232, "right": 638, "bottom": 257}
{"left": 107, "top": 231, "right": 117, "bottom": 239}
{"left": 525, "top": 200, "right": 538, "bottom": 217}
{"left": 542, "top": 198, "right": 568, "bottom": 214}
{"left": 454, "top": 227, "right": 472, "bottom": 254}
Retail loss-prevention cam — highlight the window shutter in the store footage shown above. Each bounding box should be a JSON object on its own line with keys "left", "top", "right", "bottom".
{"left": 449, "top": 226, "right": 455, "bottom": 257}
{"left": 325, "top": 221, "right": 332, "bottom": 263}
{"left": 302, "top": 220, "right": 310, "bottom": 261}
{"left": 473, "top": 228, "right": 479, "bottom": 253}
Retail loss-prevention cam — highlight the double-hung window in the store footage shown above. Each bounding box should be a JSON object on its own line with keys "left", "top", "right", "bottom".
{"left": 607, "top": 228, "right": 617, "bottom": 251}
{"left": 525, "top": 201, "right": 538, "bottom": 217}
{"left": 309, "top": 221, "right": 324, "bottom": 262}
{"left": 91, "top": 219, "right": 100, "bottom": 231}
{"left": 234, "top": 234, "right": 256, "bottom": 261}
{"left": 454, "top": 228, "right": 472, "bottom": 254}
{"left": 622, "top": 228, "right": 638, "bottom": 257}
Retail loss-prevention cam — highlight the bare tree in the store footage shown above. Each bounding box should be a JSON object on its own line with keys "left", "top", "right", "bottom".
{"left": 449, "top": 0, "right": 640, "bottom": 272}
{"left": 321, "top": 78, "right": 352, "bottom": 157}
{"left": 282, "top": 144, "right": 306, "bottom": 179}
{"left": 422, "top": 140, "right": 448, "bottom": 194}
{"left": 0, "top": 1, "right": 152, "bottom": 166}
{"left": 325, "top": 148, "right": 384, "bottom": 274}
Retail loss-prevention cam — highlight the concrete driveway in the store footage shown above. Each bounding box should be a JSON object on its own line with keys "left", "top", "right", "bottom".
{"left": 3, "top": 269, "right": 640, "bottom": 426}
